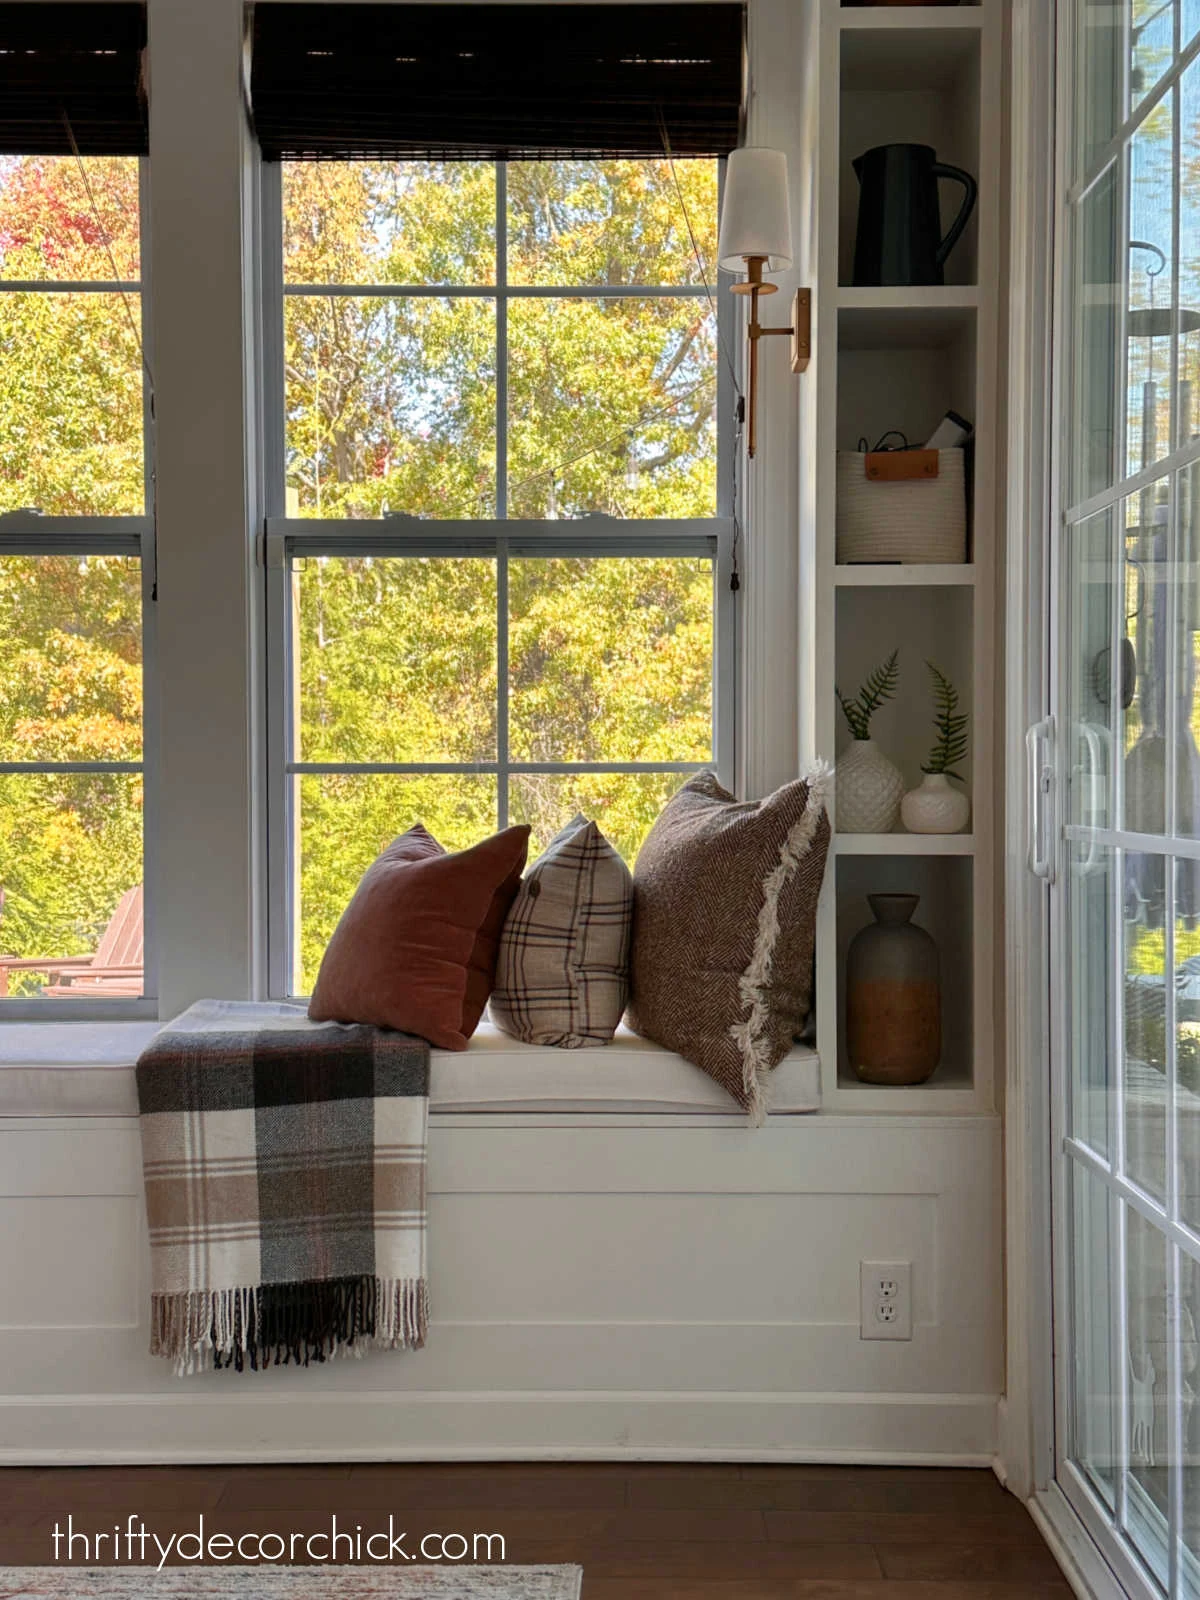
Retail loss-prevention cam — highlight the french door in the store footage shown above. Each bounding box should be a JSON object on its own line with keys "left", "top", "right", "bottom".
{"left": 1053, "top": 3, "right": 1200, "bottom": 1594}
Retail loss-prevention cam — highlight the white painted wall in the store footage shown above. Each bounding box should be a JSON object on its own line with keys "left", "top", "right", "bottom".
{"left": 147, "top": 0, "right": 262, "bottom": 1014}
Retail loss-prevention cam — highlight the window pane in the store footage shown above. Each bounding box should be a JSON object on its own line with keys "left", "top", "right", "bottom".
{"left": 1068, "top": 1159, "right": 1117, "bottom": 1511}
{"left": 294, "top": 772, "right": 498, "bottom": 994}
{"left": 0, "top": 291, "right": 143, "bottom": 515}
{"left": 1174, "top": 856, "right": 1200, "bottom": 1235}
{"left": 506, "top": 159, "right": 718, "bottom": 287}
{"left": 1122, "top": 1206, "right": 1172, "bottom": 1589}
{"left": 509, "top": 770, "right": 692, "bottom": 864}
{"left": 507, "top": 297, "right": 716, "bottom": 518}
{"left": 282, "top": 161, "right": 496, "bottom": 286}
{"left": 1122, "top": 479, "right": 1171, "bottom": 839}
{"left": 1130, "top": 0, "right": 1175, "bottom": 113}
{"left": 1169, "top": 463, "right": 1200, "bottom": 840}
{"left": 0, "top": 773, "right": 142, "bottom": 999}
{"left": 1123, "top": 851, "right": 1167, "bottom": 1202}
{"left": 0, "top": 156, "right": 140, "bottom": 281}
{"left": 509, "top": 556, "right": 713, "bottom": 763}
{"left": 0, "top": 555, "right": 141, "bottom": 762}
{"left": 294, "top": 555, "right": 496, "bottom": 763}
{"left": 1127, "top": 97, "right": 1176, "bottom": 481}
{"left": 1178, "top": 54, "right": 1200, "bottom": 448}
{"left": 1073, "top": 2, "right": 1122, "bottom": 181}
{"left": 1071, "top": 164, "right": 1120, "bottom": 505}
{"left": 284, "top": 294, "right": 496, "bottom": 517}
{"left": 1068, "top": 844, "right": 1114, "bottom": 1160}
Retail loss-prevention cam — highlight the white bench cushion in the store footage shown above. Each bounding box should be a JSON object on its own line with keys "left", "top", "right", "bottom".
{"left": 0, "top": 1019, "right": 820, "bottom": 1119}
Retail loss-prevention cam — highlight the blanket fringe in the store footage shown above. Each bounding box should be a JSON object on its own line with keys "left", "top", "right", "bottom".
{"left": 151, "top": 1277, "right": 428, "bottom": 1377}
{"left": 729, "top": 763, "right": 832, "bottom": 1126}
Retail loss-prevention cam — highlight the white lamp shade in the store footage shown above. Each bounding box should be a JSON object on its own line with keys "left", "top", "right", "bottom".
{"left": 718, "top": 146, "right": 793, "bottom": 273}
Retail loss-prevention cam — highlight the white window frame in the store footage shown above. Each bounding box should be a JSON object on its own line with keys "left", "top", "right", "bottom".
{"left": 0, "top": 156, "right": 157, "bottom": 1021}
{"left": 258, "top": 158, "right": 738, "bottom": 1000}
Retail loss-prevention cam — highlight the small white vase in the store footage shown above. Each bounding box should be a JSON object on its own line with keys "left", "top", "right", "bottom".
{"left": 901, "top": 772, "right": 971, "bottom": 834}
{"left": 836, "top": 738, "right": 905, "bottom": 833}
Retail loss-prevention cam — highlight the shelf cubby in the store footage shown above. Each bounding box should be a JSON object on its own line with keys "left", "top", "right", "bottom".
{"left": 834, "top": 853, "right": 975, "bottom": 1102}
{"left": 837, "top": 17, "right": 981, "bottom": 287}
{"left": 837, "top": 309, "right": 976, "bottom": 449}
{"left": 834, "top": 585, "right": 975, "bottom": 798}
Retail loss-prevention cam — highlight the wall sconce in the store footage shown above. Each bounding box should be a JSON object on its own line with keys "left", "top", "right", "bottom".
{"left": 718, "top": 146, "right": 810, "bottom": 459}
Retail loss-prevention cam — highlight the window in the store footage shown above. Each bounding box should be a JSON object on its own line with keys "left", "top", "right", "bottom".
{"left": 0, "top": 154, "right": 151, "bottom": 1010}
{"left": 263, "top": 159, "right": 735, "bottom": 996}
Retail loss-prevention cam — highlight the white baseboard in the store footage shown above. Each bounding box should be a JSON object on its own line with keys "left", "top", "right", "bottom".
{"left": 0, "top": 1390, "right": 998, "bottom": 1465}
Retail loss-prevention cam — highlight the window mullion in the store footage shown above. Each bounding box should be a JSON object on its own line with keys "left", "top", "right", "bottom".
{"left": 496, "top": 159, "right": 508, "bottom": 520}
{"left": 496, "top": 160, "right": 510, "bottom": 828}
{"left": 497, "top": 536, "right": 510, "bottom": 830}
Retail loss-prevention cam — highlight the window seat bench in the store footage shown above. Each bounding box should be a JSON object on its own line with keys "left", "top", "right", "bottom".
{"left": 0, "top": 1018, "right": 821, "bottom": 1119}
{"left": 0, "top": 1017, "right": 1006, "bottom": 1466}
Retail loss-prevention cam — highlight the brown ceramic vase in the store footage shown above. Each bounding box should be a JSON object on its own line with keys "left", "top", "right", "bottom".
{"left": 845, "top": 892, "right": 941, "bottom": 1085}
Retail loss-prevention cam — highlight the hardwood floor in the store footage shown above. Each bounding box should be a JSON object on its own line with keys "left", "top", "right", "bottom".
{"left": 0, "top": 1464, "right": 1072, "bottom": 1597}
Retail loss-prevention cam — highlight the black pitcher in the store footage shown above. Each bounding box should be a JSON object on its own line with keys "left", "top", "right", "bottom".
{"left": 851, "top": 143, "right": 977, "bottom": 287}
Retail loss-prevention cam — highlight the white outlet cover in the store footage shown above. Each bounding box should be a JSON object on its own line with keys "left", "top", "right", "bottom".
{"left": 860, "top": 1260, "right": 912, "bottom": 1341}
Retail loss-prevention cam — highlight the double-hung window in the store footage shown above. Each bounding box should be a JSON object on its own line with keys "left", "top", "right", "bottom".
{"left": 0, "top": 0, "right": 152, "bottom": 1015}
{"left": 261, "top": 157, "right": 736, "bottom": 997}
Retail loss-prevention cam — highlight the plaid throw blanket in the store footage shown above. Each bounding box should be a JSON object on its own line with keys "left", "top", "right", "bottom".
{"left": 135, "top": 1000, "right": 429, "bottom": 1376}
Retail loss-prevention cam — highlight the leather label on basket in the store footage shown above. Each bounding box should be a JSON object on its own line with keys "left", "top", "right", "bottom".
{"left": 865, "top": 450, "right": 939, "bottom": 482}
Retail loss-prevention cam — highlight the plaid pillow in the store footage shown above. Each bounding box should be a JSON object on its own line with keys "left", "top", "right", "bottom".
{"left": 490, "top": 815, "right": 633, "bottom": 1048}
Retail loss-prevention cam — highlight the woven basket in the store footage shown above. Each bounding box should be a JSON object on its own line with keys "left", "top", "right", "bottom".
{"left": 836, "top": 449, "right": 967, "bottom": 564}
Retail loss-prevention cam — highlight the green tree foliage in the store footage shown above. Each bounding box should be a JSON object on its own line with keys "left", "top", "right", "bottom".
{"left": 1, "top": 155, "right": 720, "bottom": 995}
{"left": 0, "top": 157, "right": 143, "bottom": 516}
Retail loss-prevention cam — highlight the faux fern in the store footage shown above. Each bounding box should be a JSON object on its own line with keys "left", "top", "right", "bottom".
{"left": 922, "top": 661, "right": 968, "bottom": 780}
{"left": 835, "top": 649, "right": 900, "bottom": 741}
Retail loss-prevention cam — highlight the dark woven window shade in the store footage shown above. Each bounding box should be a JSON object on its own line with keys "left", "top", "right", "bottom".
{"left": 0, "top": 3, "right": 147, "bottom": 156}
{"left": 251, "top": 3, "right": 745, "bottom": 162}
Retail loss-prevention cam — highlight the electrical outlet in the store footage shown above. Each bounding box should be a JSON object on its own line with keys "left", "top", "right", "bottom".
{"left": 860, "top": 1261, "right": 912, "bottom": 1341}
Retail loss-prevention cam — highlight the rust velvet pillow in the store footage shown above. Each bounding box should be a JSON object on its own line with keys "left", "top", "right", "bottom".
{"left": 308, "top": 822, "right": 531, "bottom": 1050}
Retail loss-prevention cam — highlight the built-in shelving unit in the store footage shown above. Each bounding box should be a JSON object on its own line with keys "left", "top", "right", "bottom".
{"left": 800, "top": 0, "right": 999, "bottom": 1115}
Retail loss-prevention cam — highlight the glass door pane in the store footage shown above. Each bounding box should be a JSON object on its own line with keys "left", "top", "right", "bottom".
{"left": 1056, "top": 4, "right": 1200, "bottom": 1594}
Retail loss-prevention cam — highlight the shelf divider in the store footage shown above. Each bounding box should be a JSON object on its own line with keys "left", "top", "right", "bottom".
{"left": 835, "top": 563, "right": 976, "bottom": 588}
{"left": 838, "top": 6, "right": 983, "bottom": 32}
{"left": 834, "top": 833, "right": 975, "bottom": 857}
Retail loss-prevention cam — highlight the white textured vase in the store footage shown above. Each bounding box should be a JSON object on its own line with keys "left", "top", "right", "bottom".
{"left": 836, "top": 738, "right": 905, "bottom": 833}
{"left": 900, "top": 772, "right": 971, "bottom": 834}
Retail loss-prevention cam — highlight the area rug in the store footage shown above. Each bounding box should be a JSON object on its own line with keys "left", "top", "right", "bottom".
{"left": 0, "top": 1569, "right": 581, "bottom": 1599}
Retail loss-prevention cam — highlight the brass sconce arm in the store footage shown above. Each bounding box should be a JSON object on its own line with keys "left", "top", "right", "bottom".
{"left": 731, "top": 255, "right": 811, "bottom": 459}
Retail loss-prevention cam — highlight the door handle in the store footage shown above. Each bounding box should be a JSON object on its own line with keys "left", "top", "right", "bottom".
{"left": 1075, "top": 721, "right": 1109, "bottom": 876}
{"left": 1026, "top": 716, "right": 1056, "bottom": 882}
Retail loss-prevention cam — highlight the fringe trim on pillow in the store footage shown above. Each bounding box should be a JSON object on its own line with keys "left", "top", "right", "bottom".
{"left": 728, "top": 763, "right": 832, "bottom": 1126}
{"left": 151, "top": 1276, "right": 428, "bottom": 1377}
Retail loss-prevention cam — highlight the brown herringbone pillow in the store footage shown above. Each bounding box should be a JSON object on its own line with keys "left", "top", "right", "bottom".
{"left": 491, "top": 814, "right": 633, "bottom": 1048}
{"left": 626, "top": 770, "right": 831, "bottom": 1119}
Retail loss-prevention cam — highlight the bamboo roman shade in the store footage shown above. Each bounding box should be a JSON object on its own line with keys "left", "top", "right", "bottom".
{"left": 250, "top": 3, "right": 746, "bottom": 162}
{"left": 0, "top": 3, "right": 147, "bottom": 155}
